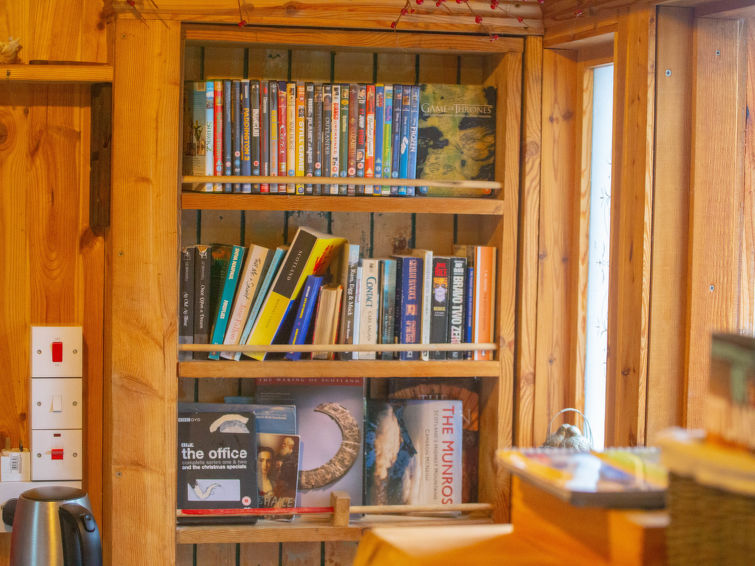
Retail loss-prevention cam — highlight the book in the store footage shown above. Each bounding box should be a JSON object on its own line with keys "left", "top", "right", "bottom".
{"left": 256, "top": 377, "right": 365, "bottom": 507}
{"left": 382, "top": 84, "right": 393, "bottom": 196}
{"left": 339, "top": 84, "right": 350, "bottom": 195}
{"left": 193, "top": 244, "right": 212, "bottom": 360}
{"left": 355, "top": 83, "right": 366, "bottom": 195}
{"left": 277, "top": 81, "right": 288, "bottom": 189}
{"left": 232, "top": 79, "right": 242, "bottom": 192}
{"left": 241, "top": 79, "right": 252, "bottom": 193}
{"left": 378, "top": 258, "right": 397, "bottom": 360}
{"left": 352, "top": 264, "right": 362, "bottom": 357}
{"left": 347, "top": 83, "right": 358, "bottom": 196}
{"left": 313, "top": 83, "right": 323, "bottom": 195}
{"left": 257, "top": 432, "right": 301, "bottom": 509}
{"left": 220, "top": 244, "right": 272, "bottom": 360}
{"left": 417, "top": 84, "right": 496, "bottom": 197}
{"left": 447, "top": 256, "right": 467, "bottom": 360}
{"left": 250, "top": 80, "right": 261, "bottom": 193}
{"left": 179, "top": 246, "right": 195, "bottom": 361}
{"left": 205, "top": 82, "right": 215, "bottom": 191}
{"left": 209, "top": 245, "right": 246, "bottom": 360}
{"left": 177, "top": 403, "right": 258, "bottom": 522}
{"left": 295, "top": 82, "right": 306, "bottom": 194}
{"left": 222, "top": 80, "right": 232, "bottom": 192}
{"left": 235, "top": 245, "right": 287, "bottom": 361}
{"left": 269, "top": 81, "right": 279, "bottom": 194}
{"left": 304, "top": 82, "right": 314, "bottom": 194}
{"left": 338, "top": 243, "right": 360, "bottom": 360}
{"left": 365, "top": 83, "right": 375, "bottom": 195}
{"left": 394, "top": 254, "right": 423, "bottom": 361}
{"left": 429, "top": 256, "right": 450, "bottom": 360}
{"left": 311, "top": 284, "right": 343, "bottom": 360}
{"left": 244, "top": 227, "right": 346, "bottom": 360}
{"left": 388, "top": 377, "right": 480, "bottom": 502}
{"left": 357, "top": 258, "right": 381, "bottom": 360}
{"left": 285, "top": 274, "right": 324, "bottom": 361}
{"left": 183, "top": 82, "right": 211, "bottom": 192}
{"left": 364, "top": 399, "right": 462, "bottom": 505}
{"left": 329, "top": 84, "right": 341, "bottom": 195}
{"left": 398, "top": 84, "right": 412, "bottom": 196}
{"left": 286, "top": 82, "right": 297, "bottom": 194}
{"left": 390, "top": 84, "right": 403, "bottom": 196}
{"left": 373, "top": 84, "right": 383, "bottom": 196}
{"left": 497, "top": 448, "right": 667, "bottom": 508}
{"left": 259, "top": 80, "right": 270, "bottom": 193}
{"left": 411, "top": 249, "right": 433, "bottom": 361}
{"left": 213, "top": 80, "right": 224, "bottom": 192}
{"left": 406, "top": 84, "right": 420, "bottom": 196}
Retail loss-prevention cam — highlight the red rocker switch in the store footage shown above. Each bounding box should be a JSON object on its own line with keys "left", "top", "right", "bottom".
{"left": 51, "top": 448, "right": 64, "bottom": 460}
{"left": 51, "top": 341, "right": 63, "bottom": 363}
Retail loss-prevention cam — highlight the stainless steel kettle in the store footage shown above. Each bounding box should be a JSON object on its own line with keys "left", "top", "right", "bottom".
{"left": 2, "top": 486, "right": 102, "bottom": 566}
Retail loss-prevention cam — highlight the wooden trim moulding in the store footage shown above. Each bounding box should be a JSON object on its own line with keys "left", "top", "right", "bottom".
{"left": 0, "top": 64, "right": 113, "bottom": 83}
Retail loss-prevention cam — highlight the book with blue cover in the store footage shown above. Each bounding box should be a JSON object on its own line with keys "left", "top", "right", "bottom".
{"left": 406, "top": 85, "right": 420, "bottom": 196}
{"left": 285, "top": 274, "right": 324, "bottom": 361}
{"left": 374, "top": 84, "right": 384, "bottom": 194}
{"left": 398, "top": 85, "right": 412, "bottom": 196}
{"left": 382, "top": 84, "right": 393, "bottom": 196}
{"left": 205, "top": 82, "right": 215, "bottom": 191}
{"left": 390, "top": 85, "right": 403, "bottom": 196}
{"left": 209, "top": 245, "right": 246, "bottom": 360}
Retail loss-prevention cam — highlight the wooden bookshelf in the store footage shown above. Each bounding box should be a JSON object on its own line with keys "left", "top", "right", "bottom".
{"left": 0, "top": 64, "right": 113, "bottom": 83}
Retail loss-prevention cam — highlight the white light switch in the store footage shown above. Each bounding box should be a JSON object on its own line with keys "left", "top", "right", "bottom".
{"left": 31, "top": 378, "right": 82, "bottom": 430}
{"left": 31, "top": 429, "right": 82, "bottom": 481}
{"left": 31, "top": 326, "right": 83, "bottom": 378}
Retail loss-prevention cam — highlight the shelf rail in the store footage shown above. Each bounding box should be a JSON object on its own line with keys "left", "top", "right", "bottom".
{"left": 180, "top": 343, "right": 497, "bottom": 354}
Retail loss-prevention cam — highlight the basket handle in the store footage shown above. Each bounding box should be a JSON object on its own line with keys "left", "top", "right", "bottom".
{"left": 547, "top": 408, "right": 593, "bottom": 447}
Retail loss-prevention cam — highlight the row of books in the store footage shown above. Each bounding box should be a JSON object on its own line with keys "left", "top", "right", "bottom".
{"left": 177, "top": 377, "right": 477, "bottom": 520}
{"left": 179, "top": 226, "right": 496, "bottom": 361}
{"left": 182, "top": 80, "right": 497, "bottom": 197}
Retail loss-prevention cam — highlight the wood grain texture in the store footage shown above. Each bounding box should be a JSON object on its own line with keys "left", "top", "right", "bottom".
{"left": 685, "top": 16, "right": 747, "bottom": 428}
{"left": 324, "top": 541, "right": 359, "bottom": 566}
{"left": 107, "top": 18, "right": 181, "bottom": 566}
{"left": 197, "top": 543, "right": 236, "bottom": 566}
{"left": 743, "top": 19, "right": 755, "bottom": 334}
{"left": 646, "top": 6, "right": 693, "bottom": 442}
{"left": 605, "top": 5, "right": 656, "bottom": 447}
{"left": 535, "top": 48, "right": 578, "bottom": 445}
{"left": 176, "top": 543, "right": 194, "bottom": 566}
{"left": 0, "top": 0, "right": 108, "bottom": 64}
{"left": 116, "top": 1, "right": 542, "bottom": 35}
{"left": 516, "top": 37, "right": 542, "bottom": 448}
{"left": 0, "top": 64, "right": 113, "bottom": 83}
{"left": 240, "top": 542, "right": 281, "bottom": 565}
{"left": 282, "top": 541, "right": 321, "bottom": 566}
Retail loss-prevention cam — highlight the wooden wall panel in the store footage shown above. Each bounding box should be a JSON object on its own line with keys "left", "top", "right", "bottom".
{"left": 743, "top": 19, "right": 755, "bottom": 334}
{"left": 685, "top": 16, "right": 747, "bottom": 428}
{"left": 646, "top": 6, "right": 693, "bottom": 442}
{"left": 107, "top": 17, "right": 181, "bottom": 566}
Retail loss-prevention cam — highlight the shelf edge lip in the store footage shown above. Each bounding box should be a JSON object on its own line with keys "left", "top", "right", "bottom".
{"left": 0, "top": 64, "right": 113, "bottom": 83}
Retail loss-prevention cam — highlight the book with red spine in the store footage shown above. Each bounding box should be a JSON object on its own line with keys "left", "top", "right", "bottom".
{"left": 213, "top": 80, "right": 224, "bottom": 192}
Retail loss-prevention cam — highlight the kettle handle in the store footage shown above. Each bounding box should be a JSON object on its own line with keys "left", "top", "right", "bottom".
{"left": 58, "top": 503, "right": 103, "bottom": 566}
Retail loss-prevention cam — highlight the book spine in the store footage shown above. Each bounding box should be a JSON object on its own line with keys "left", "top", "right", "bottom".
{"left": 379, "top": 258, "right": 396, "bottom": 360}
{"left": 183, "top": 82, "right": 210, "bottom": 192}
{"left": 382, "top": 84, "right": 393, "bottom": 196}
{"left": 339, "top": 84, "right": 350, "bottom": 195}
{"left": 232, "top": 80, "right": 242, "bottom": 192}
{"left": 365, "top": 84, "right": 375, "bottom": 196}
{"left": 338, "top": 243, "right": 360, "bottom": 360}
{"left": 398, "top": 86, "right": 411, "bottom": 196}
{"left": 329, "top": 84, "right": 341, "bottom": 195}
{"left": 473, "top": 246, "right": 496, "bottom": 361}
{"left": 322, "top": 84, "right": 332, "bottom": 196}
{"left": 447, "top": 257, "right": 467, "bottom": 360}
{"left": 269, "top": 81, "right": 279, "bottom": 194}
{"left": 295, "top": 82, "right": 306, "bottom": 194}
{"left": 407, "top": 85, "right": 420, "bottom": 197}
{"left": 241, "top": 79, "right": 252, "bottom": 193}
{"left": 193, "top": 245, "right": 212, "bottom": 360}
{"left": 347, "top": 83, "right": 358, "bottom": 196}
{"left": 373, "top": 84, "right": 383, "bottom": 196}
{"left": 357, "top": 258, "right": 380, "bottom": 360}
{"left": 352, "top": 264, "right": 362, "bottom": 356}
{"left": 205, "top": 82, "right": 215, "bottom": 192}
{"left": 313, "top": 84, "right": 323, "bottom": 195}
{"left": 390, "top": 85, "right": 403, "bottom": 196}
{"left": 277, "top": 81, "right": 288, "bottom": 188}
{"left": 250, "top": 80, "right": 261, "bottom": 193}
{"left": 259, "top": 80, "right": 270, "bottom": 193}
{"left": 209, "top": 245, "right": 246, "bottom": 360}
{"left": 222, "top": 80, "right": 232, "bottom": 192}
{"left": 430, "top": 257, "right": 450, "bottom": 360}
{"left": 304, "top": 82, "right": 314, "bottom": 194}
{"left": 355, "top": 84, "right": 366, "bottom": 195}
{"left": 213, "top": 81, "right": 224, "bottom": 192}
{"left": 179, "top": 246, "right": 195, "bottom": 360}
{"left": 285, "top": 275, "right": 323, "bottom": 361}
{"left": 286, "top": 82, "right": 297, "bottom": 194}
{"left": 395, "top": 256, "right": 422, "bottom": 361}
{"left": 464, "top": 265, "right": 474, "bottom": 360}
{"left": 414, "top": 249, "right": 433, "bottom": 361}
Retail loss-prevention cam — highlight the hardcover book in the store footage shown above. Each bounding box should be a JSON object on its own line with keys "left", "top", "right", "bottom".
{"left": 179, "top": 246, "right": 195, "bottom": 361}
{"left": 417, "top": 84, "right": 496, "bottom": 197}
{"left": 177, "top": 403, "right": 258, "bottom": 523}
{"left": 244, "top": 227, "right": 345, "bottom": 360}
{"left": 364, "top": 399, "right": 462, "bottom": 505}
{"left": 256, "top": 377, "right": 365, "bottom": 507}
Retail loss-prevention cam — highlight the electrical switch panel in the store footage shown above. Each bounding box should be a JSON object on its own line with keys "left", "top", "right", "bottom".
{"left": 30, "top": 429, "right": 82, "bottom": 481}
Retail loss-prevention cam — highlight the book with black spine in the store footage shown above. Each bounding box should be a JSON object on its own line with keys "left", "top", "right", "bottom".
{"left": 193, "top": 244, "right": 212, "bottom": 360}
{"left": 240, "top": 79, "right": 252, "bottom": 193}
{"left": 429, "top": 256, "right": 450, "bottom": 360}
{"left": 447, "top": 256, "right": 467, "bottom": 360}
{"left": 179, "top": 246, "right": 195, "bottom": 361}
{"left": 250, "top": 80, "right": 261, "bottom": 194}
{"left": 338, "top": 243, "right": 360, "bottom": 360}
{"left": 259, "top": 80, "right": 270, "bottom": 193}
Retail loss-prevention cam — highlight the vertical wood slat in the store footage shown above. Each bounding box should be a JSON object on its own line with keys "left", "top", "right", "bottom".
{"left": 606, "top": 5, "right": 656, "bottom": 447}
{"left": 324, "top": 541, "right": 359, "bottom": 565}
{"left": 743, "top": 20, "right": 755, "bottom": 334}
{"left": 108, "top": 18, "right": 181, "bottom": 566}
{"left": 535, "top": 48, "right": 578, "bottom": 445}
{"left": 281, "top": 541, "right": 320, "bottom": 566}
{"left": 516, "top": 37, "right": 542, "bottom": 447}
{"left": 685, "top": 16, "right": 747, "bottom": 428}
{"left": 646, "top": 6, "right": 694, "bottom": 442}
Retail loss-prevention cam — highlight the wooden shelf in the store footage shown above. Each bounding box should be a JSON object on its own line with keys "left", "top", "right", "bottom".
{"left": 0, "top": 64, "right": 113, "bottom": 83}
{"left": 176, "top": 514, "right": 494, "bottom": 545}
{"left": 179, "top": 360, "right": 501, "bottom": 378}
{"left": 182, "top": 193, "right": 503, "bottom": 215}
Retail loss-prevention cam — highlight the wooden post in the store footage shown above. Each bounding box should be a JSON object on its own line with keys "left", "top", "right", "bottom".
{"left": 331, "top": 491, "right": 352, "bottom": 527}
